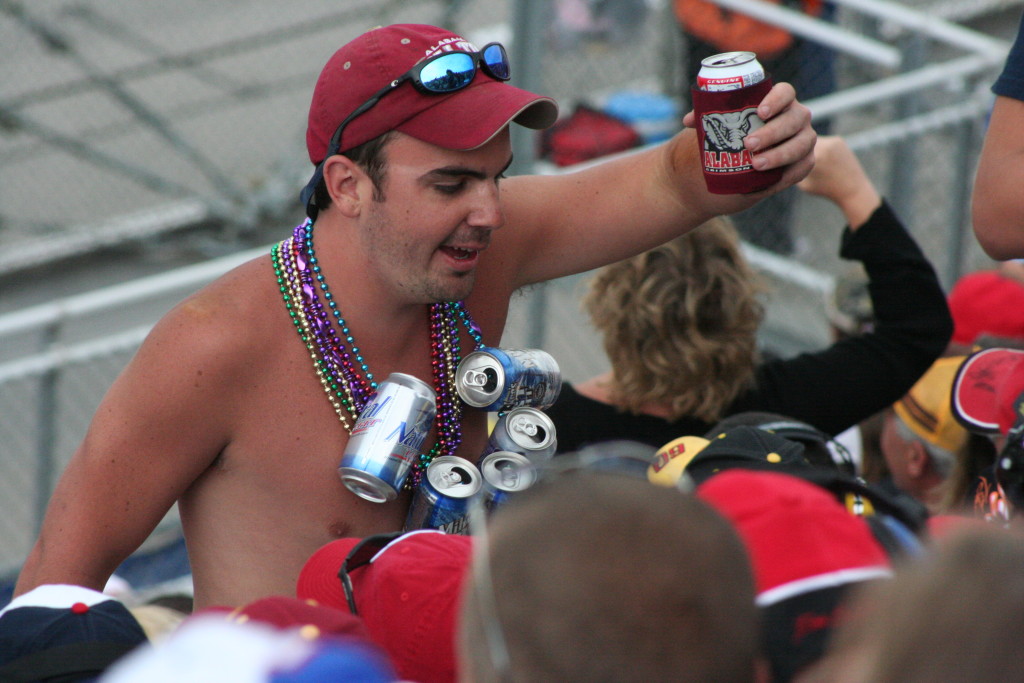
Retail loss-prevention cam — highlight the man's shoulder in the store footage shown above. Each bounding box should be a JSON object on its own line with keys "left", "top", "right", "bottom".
{"left": 152, "top": 252, "right": 284, "bottom": 358}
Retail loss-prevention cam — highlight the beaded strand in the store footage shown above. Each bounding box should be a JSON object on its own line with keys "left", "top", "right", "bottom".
{"left": 272, "top": 219, "right": 482, "bottom": 489}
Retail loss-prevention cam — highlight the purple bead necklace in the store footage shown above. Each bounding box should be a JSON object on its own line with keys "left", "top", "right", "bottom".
{"left": 272, "top": 219, "right": 483, "bottom": 489}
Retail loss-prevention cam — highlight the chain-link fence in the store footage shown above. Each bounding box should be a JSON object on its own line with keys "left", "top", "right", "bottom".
{"left": 1, "top": 0, "right": 1021, "bottom": 590}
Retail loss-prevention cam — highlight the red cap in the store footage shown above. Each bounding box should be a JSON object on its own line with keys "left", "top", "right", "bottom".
{"left": 306, "top": 24, "right": 558, "bottom": 163}
{"left": 297, "top": 530, "right": 473, "bottom": 683}
{"left": 225, "top": 595, "right": 372, "bottom": 642}
{"left": 948, "top": 271, "right": 1024, "bottom": 346}
{"left": 697, "top": 470, "right": 890, "bottom": 603}
{"left": 951, "top": 347, "right": 1024, "bottom": 435}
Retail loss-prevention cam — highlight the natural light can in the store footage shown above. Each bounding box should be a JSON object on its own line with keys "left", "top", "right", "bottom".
{"left": 338, "top": 373, "right": 436, "bottom": 504}
{"left": 697, "top": 52, "right": 765, "bottom": 92}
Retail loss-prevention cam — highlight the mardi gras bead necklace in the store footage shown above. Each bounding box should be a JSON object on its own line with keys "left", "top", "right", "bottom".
{"left": 272, "top": 219, "right": 483, "bottom": 489}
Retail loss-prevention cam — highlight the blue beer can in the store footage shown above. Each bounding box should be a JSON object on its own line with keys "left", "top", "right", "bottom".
{"left": 338, "top": 372, "right": 436, "bottom": 503}
{"left": 480, "top": 450, "right": 537, "bottom": 513}
{"left": 455, "top": 346, "right": 562, "bottom": 412}
{"left": 404, "top": 455, "right": 482, "bottom": 534}
{"left": 481, "top": 406, "right": 557, "bottom": 462}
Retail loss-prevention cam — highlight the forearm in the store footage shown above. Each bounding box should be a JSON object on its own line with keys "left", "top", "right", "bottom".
{"left": 843, "top": 201, "right": 953, "bottom": 358}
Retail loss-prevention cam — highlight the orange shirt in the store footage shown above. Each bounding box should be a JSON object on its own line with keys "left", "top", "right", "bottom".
{"left": 674, "top": 0, "right": 823, "bottom": 59}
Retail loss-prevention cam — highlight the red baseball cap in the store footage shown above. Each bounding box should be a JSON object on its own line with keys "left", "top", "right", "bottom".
{"left": 306, "top": 24, "right": 558, "bottom": 163}
{"left": 296, "top": 530, "right": 473, "bottom": 683}
{"left": 951, "top": 347, "right": 1024, "bottom": 435}
{"left": 698, "top": 470, "right": 892, "bottom": 683}
{"left": 948, "top": 270, "right": 1024, "bottom": 346}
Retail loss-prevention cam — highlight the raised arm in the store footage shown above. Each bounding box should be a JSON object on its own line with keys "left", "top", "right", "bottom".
{"left": 746, "top": 136, "right": 952, "bottom": 434}
{"left": 14, "top": 289, "right": 238, "bottom": 596}
{"left": 797, "top": 135, "right": 881, "bottom": 230}
{"left": 500, "top": 82, "right": 815, "bottom": 287}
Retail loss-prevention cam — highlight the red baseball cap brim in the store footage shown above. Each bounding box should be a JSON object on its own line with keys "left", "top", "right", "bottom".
{"left": 951, "top": 347, "right": 1024, "bottom": 435}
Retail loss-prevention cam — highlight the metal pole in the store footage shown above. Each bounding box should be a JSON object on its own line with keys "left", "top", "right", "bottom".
{"left": 511, "top": 0, "right": 550, "bottom": 349}
{"left": 944, "top": 116, "right": 973, "bottom": 288}
{"left": 34, "top": 323, "right": 58, "bottom": 535}
{"left": 888, "top": 32, "right": 927, "bottom": 228}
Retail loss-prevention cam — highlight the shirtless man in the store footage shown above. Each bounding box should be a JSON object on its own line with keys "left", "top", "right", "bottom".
{"left": 15, "top": 24, "right": 814, "bottom": 609}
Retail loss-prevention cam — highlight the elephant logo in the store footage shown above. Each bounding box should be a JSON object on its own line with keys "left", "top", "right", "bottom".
{"left": 700, "top": 107, "right": 765, "bottom": 173}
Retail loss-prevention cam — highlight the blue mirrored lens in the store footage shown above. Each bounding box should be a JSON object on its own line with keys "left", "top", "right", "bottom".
{"left": 419, "top": 53, "right": 475, "bottom": 92}
{"left": 483, "top": 44, "right": 510, "bottom": 80}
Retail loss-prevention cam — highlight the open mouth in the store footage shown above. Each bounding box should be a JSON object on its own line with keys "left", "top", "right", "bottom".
{"left": 441, "top": 246, "right": 478, "bottom": 261}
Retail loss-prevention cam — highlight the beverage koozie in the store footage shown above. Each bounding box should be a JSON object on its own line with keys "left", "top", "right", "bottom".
{"left": 691, "top": 77, "right": 782, "bottom": 194}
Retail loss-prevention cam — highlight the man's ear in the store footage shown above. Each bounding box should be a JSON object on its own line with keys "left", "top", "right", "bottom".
{"left": 906, "top": 441, "right": 929, "bottom": 479}
{"left": 322, "top": 155, "right": 372, "bottom": 217}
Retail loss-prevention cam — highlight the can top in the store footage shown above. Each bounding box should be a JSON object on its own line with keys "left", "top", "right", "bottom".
{"left": 383, "top": 372, "right": 437, "bottom": 400}
{"left": 700, "top": 51, "right": 758, "bottom": 69}
{"left": 456, "top": 351, "right": 505, "bottom": 408}
{"left": 426, "top": 455, "right": 482, "bottom": 498}
{"left": 481, "top": 451, "right": 537, "bottom": 492}
{"left": 504, "top": 407, "right": 557, "bottom": 451}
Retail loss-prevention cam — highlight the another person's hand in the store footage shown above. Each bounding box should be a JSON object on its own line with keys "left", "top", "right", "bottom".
{"left": 797, "top": 135, "right": 881, "bottom": 230}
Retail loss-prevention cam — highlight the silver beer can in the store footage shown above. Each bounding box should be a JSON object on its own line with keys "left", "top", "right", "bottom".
{"left": 480, "top": 450, "right": 537, "bottom": 512}
{"left": 338, "top": 372, "right": 436, "bottom": 503}
{"left": 697, "top": 51, "right": 765, "bottom": 92}
{"left": 404, "top": 455, "right": 482, "bottom": 534}
{"left": 481, "top": 406, "right": 557, "bottom": 462}
{"left": 455, "top": 346, "right": 562, "bottom": 412}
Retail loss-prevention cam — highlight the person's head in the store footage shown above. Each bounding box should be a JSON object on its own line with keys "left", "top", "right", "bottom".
{"left": 458, "top": 470, "right": 761, "bottom": 683}
{"left": 881, "top": 357, "right": 969, "bottom": 510}
{"left": 697, "top": 470, "right": 892, "bottom": 683}
{"left": 801, "top": 527, "right": 1024, "bottom": 683}
{"left": 297, "top": 531, "right": 472, "bottom": 683}
{"left": 709, "top": 411, "right": 854, "bottom": 474}
{"left": 0, "top": 584, "right": 149, "bottom": 682}
{"left": 584, "top": 217, "right": 765, "bottom": 422}
{"left": 302, "top": 24, "right": 557, "bottom": 219}
{"left": 947, "top": 268, "right": 1024, "bottom": 352}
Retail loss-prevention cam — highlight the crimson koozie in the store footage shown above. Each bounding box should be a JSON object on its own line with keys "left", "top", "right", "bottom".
{"left": 691, "top": 78, "right": 781, "bottom": 194}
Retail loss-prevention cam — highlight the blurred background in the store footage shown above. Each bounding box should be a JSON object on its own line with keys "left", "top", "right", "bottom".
{"left": 0, "top": 0, "right": 1019, "bottom": 602}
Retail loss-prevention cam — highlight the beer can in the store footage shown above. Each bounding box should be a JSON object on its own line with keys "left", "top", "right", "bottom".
{"left": 479, "top": 451, "right": 537, "bottom": 512}
{"left": 455, "top": 346, "right": 562, "bottom": 412}
{"left": 482, "top": 406, "right": 557, "bottom": 462}
{"left": 697, "top": 51, "right": 765, "bottom": 92}
{"left": 404, "top": 455, "right": 481, "bottom": 534}
{"left": 338, "top": 372, "right": 436, "bottom": 503}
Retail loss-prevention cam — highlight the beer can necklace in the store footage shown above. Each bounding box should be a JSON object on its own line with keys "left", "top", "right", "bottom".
{"left": 271, "top": 218, "right": 483, "bottom": 489}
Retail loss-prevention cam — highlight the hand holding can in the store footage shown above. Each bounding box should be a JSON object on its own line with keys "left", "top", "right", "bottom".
{"left": 692, "top": 52, "right": 783, "bottom": 195}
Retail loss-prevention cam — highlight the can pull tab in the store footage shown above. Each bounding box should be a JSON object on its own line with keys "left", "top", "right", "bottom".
{"left": 496, "top": 460, "right": 520, "bottom": 487}
{"left": 463, "top": 368, "right": 499, "bottom": 392}
{"left": 442, "top": 466, "right": 470, "bottom": 487}
{"left": 510, "top": 417, "right": 545, "bottom": 444}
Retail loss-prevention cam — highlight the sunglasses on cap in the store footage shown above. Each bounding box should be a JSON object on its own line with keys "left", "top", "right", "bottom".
{"left": 337, "top": 531, "right": 406, "bottom": 615}
{"left": 300, "top": 42, "right": 512, "bottom": 219}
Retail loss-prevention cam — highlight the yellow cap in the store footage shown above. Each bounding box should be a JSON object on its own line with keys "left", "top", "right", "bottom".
{"left": 894, "top": 356, "right": 969, "bottom": 453}
{"left": 648, "top": 435, "right": 710, "bottom": 487}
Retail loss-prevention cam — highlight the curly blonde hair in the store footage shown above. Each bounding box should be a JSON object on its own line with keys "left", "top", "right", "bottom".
{"left": 583, "top": 217, "right": 765, "bottom": 422}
